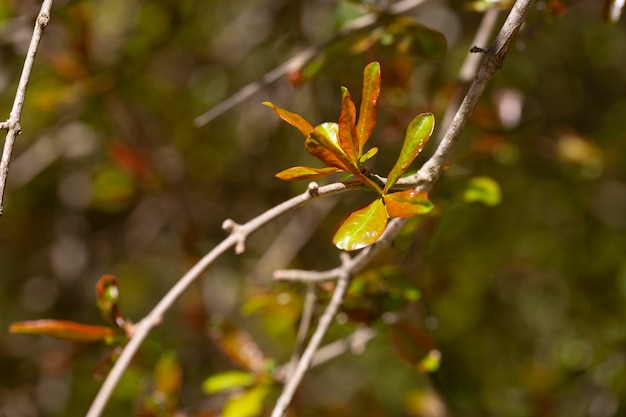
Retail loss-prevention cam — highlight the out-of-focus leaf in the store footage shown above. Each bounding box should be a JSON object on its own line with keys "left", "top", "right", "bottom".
{"left": 384, "top": 113, "right": 434, "bottom": 192}
{"left": 387, "top": 318, "right": 439, "bottom": 373}
{"left": 603, "top": 0, "right": 624, "bottom": 23}
{"left": 333, "top": 199, "right": 388, "bottom": 251}
{"left": 381, "top": 17, "right": 447, "bottom": 60}
{"left": 203, "top": 370, "right": 257, "bottom": 394}
{"left": 464, "top": 0, "right": 514, "bottom": 12}
{"left": 383, "top": 190, "right": 434, "bottom": 218}
{"left": 263, "top": 102, "right": 314, "bottom": 137}
{"left": 91, "top": 165, "right": 135, "bottom": 211}
{"left": 9, "top": 320, "right": 117, "bottom": 343}
{"left": 153, "top": 351, "right": 182, "bottom": 397}
{"left": 462, "top": 176, "right": 502, "bottom": 206}
{"left": 339, "top": 87, "right": 359, "bottom": 160}
{"left": 96, "top": 275, "right": 126, "bottom": 329}
{"left": 222, "top": 385, "right": 272, "bottom": 417}
{"left": 210, "top": 319, "right": 269, "bottom": 374}
{"left": 356, "top": 62, "right": 381, "bottom": 151}
{"left": 275, "top": 166, "right": 340, "bottom": 180}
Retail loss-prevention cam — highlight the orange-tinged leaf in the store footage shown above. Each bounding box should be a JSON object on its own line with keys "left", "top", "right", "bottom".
{"left": 210, "top": 319, "right": 269, "bottom": 374}
{"left": 263, "top": 102, "right": 314, "bottom": 137}
{"left": 275, "top": 166, "right": 340, "bottom": 180}
{"left": 153, "top": 351, "right": 182, "bottom": 396}
{"left": 9, "top": 320, "right": 117, "bottom": 342}
{"left": 305, "top": 130, "right": 356, "bottom": 173}
{"left": 356, "top": 62, "right": 381, "bottom": 152}
{"left": 384, "top": 113, "right": 435, "bottom": 192}
{"left": 338, "top": 87, "right": 359, "bottom": 161}
{"left": 383, "top": 190, "right": 434, "bottom": 218}
{"left": 333, "top": 199, "right": 388, "bottom": 251}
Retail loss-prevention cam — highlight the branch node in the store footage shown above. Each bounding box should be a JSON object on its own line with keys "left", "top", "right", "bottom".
{"left": 470, "top": 45, "right": 489, "bottom": 54}
{"left": 307, "top": 181, "right": 319, "bottom": 196}
{"left": 38, "top": 12, "right": 50, "bottom": 27}
{"left": 221, "top": 218, "right": 238, "bottom": 233}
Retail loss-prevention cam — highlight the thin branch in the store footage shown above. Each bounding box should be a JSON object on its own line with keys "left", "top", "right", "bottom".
{"left": 0, "top": 0, "right": 53, "bottom": 216}
{"left": 193, "top": 0, "right": 431, "bottom": 127}
{"left": 85, "top": 180, "right": 360, "bottom": 417}
{"left": 285, "top": 283, "right": 317, "bottom": 380}
{"left": 270, "top": 267, "right": 352, "bottom": 417}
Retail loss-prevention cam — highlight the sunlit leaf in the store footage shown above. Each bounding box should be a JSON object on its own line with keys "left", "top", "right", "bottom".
{"left": 222, "top": 385, "right": 272, "bottom": 417}
{"left": 153, "top": 351, "right": 182, "bottom": 396}
{"left": 9, "top": 320, "right": 117, "bottom": 343}
{"left": 462, "top": 176, "right": 502, "bottom": 206}
{"left": 358, "top": 147, "right": 379, "bottom": 165}
{"left": 333, "top": 199, "right": 388, "bottom": 251}
{"left": 356, "top": 62, "right": 381, "bottom": 151}
{"left": 387, "top": 318, "right": 439, "bottom": 372}
{"left": 383, "top": 190, "right": 434, "bottom": 218}
{"left": 203, "top": 370, "right": 257, "bottom": 394}
{"left": 275, "top": 166, "right": 340, "bottom": 180}
{"left": 263, "top": 102, "right": 314, "bottom": 137}
{"left": 96, "top": 275, "right": 126, "bottom": 329}
{"left": 338, "top": 87, "right": 359, "bottom": 160}
{"left": 210, "top": 319, "right": 269, "bottom": 373}
{"left": 305, "top": 130, "right": 356, "bottom": 173}
{"left": 384, "top": 113, "right": 434, "bottom": 192}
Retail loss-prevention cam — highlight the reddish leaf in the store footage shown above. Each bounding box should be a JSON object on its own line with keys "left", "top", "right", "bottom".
{"left": 263, "top": 102, "right": 314, "bottom": 137}
{"left": 356, "top": 62, "right": 381, "bottom": 152}
{"left": 10, "top": 320, "right": 117, "bottom": 342}
{"left": 210, "top": 319, "right": 269, "bottom": 374}
{"left": 333, "top": 199, "right": 388, "bottom": 251}
{"left": 96, "top": 275, "right": 126, "bottom": 329}
{"left": 387, "top": 318, "right": 440, "bottom": 372}
{"left": 338, "top": 87, "right": 359, "bottom": 161}
{"left": 384, "top": 113, "right": 435, "bottom": 192}
{"left": 383, "top": 190, "right": 434, "bottom": 218}
{"left": 305, "top": 130, "right": 356, "bottom": 173}
{"left": 275, "top": 166, "right": 340, "bottom": 180}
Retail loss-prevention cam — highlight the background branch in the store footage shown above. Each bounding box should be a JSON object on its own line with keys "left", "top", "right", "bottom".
{"left": 0, "top": 0, "right": 53, "bottom": 215}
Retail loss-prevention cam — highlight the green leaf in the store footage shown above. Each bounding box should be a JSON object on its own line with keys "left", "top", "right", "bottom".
{"left": 9, "top": 320, "right": 117, "bottom": 343}
{"left": 338, "top": 87, "right": 359, "bottom": 161}
{"left": 203, "top": 370, "right": 257, "bottom": 394}
{"left": 96, "top": 275, "right": 126, "bottom": 329}
{"left": 462, "top": 176, "right": 502, "bottom": 206}
{"left": 275, "top": 166, "right": 340, "bottom": 180}
{"left": 383, "top": 190, "right": 434, "bottom": 218}
{"left": 222, "top": 385, "right": 272, "bottom": 417}
{"left": 384, "top": 113, "right": 434, "bottom": 192}
{"left": 333, "top": 199, "right": 388, "bottom": 251}
{"left": 358, "top": 146, "right": 379, "bottom": 165}
{"left": 383, "top": 17, "right": 447, "bottom": 60}
{"left": 356, "top": 62, "right": 381, "bottom": 152}
{"left": 263, "top": 102, "right": 314, "bottom": 137}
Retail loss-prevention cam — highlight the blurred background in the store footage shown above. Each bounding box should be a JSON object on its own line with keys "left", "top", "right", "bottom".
{"left": 1, "top": 0, "right": 626, "bottom": 416}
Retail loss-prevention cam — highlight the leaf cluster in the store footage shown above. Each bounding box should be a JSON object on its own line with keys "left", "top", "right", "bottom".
{"left": 265, "top": 62, "right": 435, "bottom": 251}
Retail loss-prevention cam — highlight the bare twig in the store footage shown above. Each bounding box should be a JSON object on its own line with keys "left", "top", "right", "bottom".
{"left": 193, "top": 0, "right": 431, "bottom": 127}
{"left": 270, "top": 263, "right": 352, "bottom": 417}
{"left": 85, "top": 180, "right": 361, "bottom": 417}
{"left": 285, "top": 283, "right": 317, "bottom": 380}
{"left": 0, "top": 0, "right": 53, "bottom": 215}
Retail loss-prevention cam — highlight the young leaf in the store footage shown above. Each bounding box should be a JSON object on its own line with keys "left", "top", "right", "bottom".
{"left": 305, "top": 130, "right": 356, "bottom": 173}
{"left": 333, "top": 199, "right": 388, "bottom": 251}
{"left": 263, "top": 102, "right": 314, "bottom": 137}
{"left": 9, "top": 320, "right": 117, "bottom": 342}
{"left": 384, "top": 113, "right": 435, "bottom": 193}
{"left": 383, "top": 190, "right": 434, "bottom": 218}
{"left": 462, "top": 176, "right": 502, "bottom": 206}
{"left": 338, "top": 87, "right": 359, "bottom": 161}
{"left": 358, "top": 147, "right": 379, "bottom": 165}
{"left": 96, "top": 275, "right": 126, "bottom": 329}
{"left": 222, "top": 385, "right": 272, "bottom": 417}
{"left": 275, "top": 166, "right": 340, "bottom": 180}
{"left": 356, "top": 62, "right": 381, "bottom": 152}
{"left": 203, "top": 370, "right": 257, "bottom": 394}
